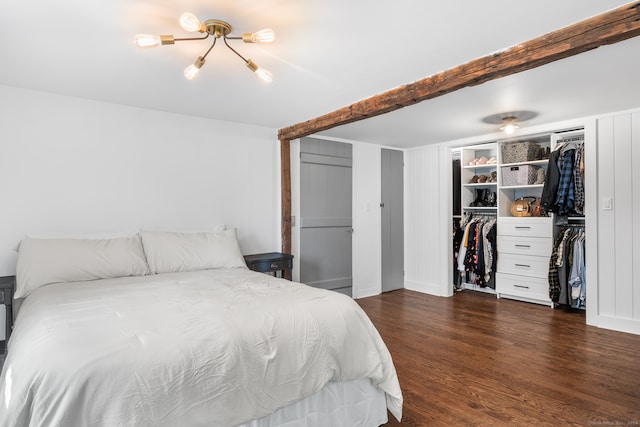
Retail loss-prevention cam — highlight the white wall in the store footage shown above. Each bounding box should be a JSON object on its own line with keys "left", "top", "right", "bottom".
{"left": 403, "top": 144, "right": 451, "bottom": 297}
{"left": 0, "top": 85, "right": 280, "bottom": 276}
{"left": 593, "top": 110, "right": 640, "bottom": 335}
{"left": 351, "top": 143, "right": 382, "bottom": 298}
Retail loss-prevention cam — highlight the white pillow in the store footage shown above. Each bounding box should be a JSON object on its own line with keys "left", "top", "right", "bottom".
{"left": 13, "top": 230, "right": 139, "bottom": 252}
{"left": 15, "top": 235, "right": 151, "bottom": 299}
{"left": 140, "top": 228, "right": 247, "bottom": 274}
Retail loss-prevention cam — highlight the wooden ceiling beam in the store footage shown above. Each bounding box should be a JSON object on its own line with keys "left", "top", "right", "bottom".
{"left": 278, "top": 1, "right": 640, "bottom": 141}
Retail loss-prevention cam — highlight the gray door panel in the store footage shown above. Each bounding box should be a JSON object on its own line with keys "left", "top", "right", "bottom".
{"left": 300, "top": 138, "right": 353, "bottom": 296}
{"left": 381, "top": 149, "right": 404, "bottom": 292}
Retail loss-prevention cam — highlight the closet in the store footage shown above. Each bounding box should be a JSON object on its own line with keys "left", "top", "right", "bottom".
{"left": 452, "top": 127, "right": 587, "bottom": 311}
{"left": 453, "top": 143, "right": 498, "bottom": 293}
{"left": 541, "top": 131, "right": 586, "bottom": 310}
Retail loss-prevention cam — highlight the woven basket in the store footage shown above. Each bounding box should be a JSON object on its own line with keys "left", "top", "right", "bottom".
{"left": 501, "top": 141, "right": 540, "bottom": 164}
{"left": 501, "top": 165, "right": 540, "bottom": 186}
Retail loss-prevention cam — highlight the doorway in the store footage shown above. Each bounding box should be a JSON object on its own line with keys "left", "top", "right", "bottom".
{"left": 299, "top": 137, "right": 353, "bottom": 296}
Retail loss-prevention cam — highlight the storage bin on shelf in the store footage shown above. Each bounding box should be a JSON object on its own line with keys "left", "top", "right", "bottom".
{"left": 501, "top": 141, "right": 541, "bottom": 163}
{"left": 501, "top": 165, "right": 540, "bottom": 186}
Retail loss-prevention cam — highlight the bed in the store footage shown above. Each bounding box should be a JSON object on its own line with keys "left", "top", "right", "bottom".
{"left": 0, "top": 229, "right": 402, "bottom": 426}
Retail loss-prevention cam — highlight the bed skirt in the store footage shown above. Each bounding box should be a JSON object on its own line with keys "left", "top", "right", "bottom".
{"left": 241, "top": 378, "right": 388, "bottom": 427}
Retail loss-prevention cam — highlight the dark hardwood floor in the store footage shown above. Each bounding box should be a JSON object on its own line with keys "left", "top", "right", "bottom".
{"left": 357, "top": 289, "right": 640, "bottom": 426}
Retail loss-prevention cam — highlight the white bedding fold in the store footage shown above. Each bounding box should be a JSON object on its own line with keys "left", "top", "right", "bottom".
{"left": 0, "top": 269, "right": 402, "bottom": 426}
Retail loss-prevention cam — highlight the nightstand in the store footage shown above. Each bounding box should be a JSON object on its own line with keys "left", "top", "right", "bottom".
{"left": 0, "top": 276, "right": 15, "bottom": 355}
{"left": 244, "top": 252, "right": 294, "bottom": 280}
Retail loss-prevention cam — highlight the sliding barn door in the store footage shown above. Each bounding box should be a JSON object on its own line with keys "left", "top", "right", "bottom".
{"left": 299, "top": 137, "right": 353, "bottom": 296}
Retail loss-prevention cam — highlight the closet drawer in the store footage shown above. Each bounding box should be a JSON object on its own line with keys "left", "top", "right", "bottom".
{"left": 498, "top": 217, "right": 552, "bottom": 238}
{"left": 497, "top": 253, "right": 549, "bottom": 278}
{"left": 497, "top": 235, "right": 552, "bottom": 257}
{"left": 496, "top": 273, "right": 551, "bottom": 302}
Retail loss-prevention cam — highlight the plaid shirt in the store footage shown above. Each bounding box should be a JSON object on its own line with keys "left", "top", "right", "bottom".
{"left": 554, "top": 149, "right": 575, "bottom": 215}
{"left": 548, "top": 232, "right": 567, "bottom": 302}
{"left": 573, "top": 146, "right": 585, "bottom": 215}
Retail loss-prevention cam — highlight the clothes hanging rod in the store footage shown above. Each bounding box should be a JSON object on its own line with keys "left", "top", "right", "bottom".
{"left": 556, "top": 136, "right": 584, "bottom": 145}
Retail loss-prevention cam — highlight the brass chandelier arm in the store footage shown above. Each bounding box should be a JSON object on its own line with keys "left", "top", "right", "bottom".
{"left": 222, "top": 37, "right": 249, "bottom": 63}
{"left": 201, "top": 38, "right": 217, "bottom": 60}
{"left": 174, "top": 34, "right": 210, "bottom": 42}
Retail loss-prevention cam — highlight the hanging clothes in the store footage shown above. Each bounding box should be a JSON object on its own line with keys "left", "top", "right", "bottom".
{"left": 554, "top": 148, "right": 576, "bottom": 215}
{"left": 455, "top": 213, "right": 497, "bottom": 289}
{"left": 541, "top": 137, "right": 585, "bottom": 217}
{"left": 453, "top": 219, "right": 464, "bottom": 290}
{"left": 548, "top": 225, "right": 586, "bottom": 309}
{"left": 573, "top": 145, "right": 585, "bottom": 215}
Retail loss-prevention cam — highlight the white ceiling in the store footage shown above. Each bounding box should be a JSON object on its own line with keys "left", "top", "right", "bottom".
{"left": 1, "top": 1, "right": 638, "bottom": 148}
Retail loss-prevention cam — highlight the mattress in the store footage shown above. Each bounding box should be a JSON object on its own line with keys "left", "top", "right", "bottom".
{"left": 0, "top": 268, "right": 402, "bottom": 426}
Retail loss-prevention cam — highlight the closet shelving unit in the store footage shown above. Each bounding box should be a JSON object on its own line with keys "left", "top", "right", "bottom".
{"left": 454, "top": 127, "right": 586, "bottom": 307}
{"left": 496, "top": 133, "right": 550, "bottom": 218}
{"left": 461, "top": 143, "right": 498, "bottom": 215}
{"left": 495, "top": 132, "right": 554, "bottom": 306}
{"left": 458, "top": 143, "right": 498, "bottom": 294}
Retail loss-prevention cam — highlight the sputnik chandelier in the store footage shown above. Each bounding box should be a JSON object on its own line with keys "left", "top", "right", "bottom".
{"left": 135, "top": 13, "right": 275, "bottom": 82}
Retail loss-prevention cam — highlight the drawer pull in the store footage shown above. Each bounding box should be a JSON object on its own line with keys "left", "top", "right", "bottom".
{"left": 515, "top": 244, "right": 531, "bottom": 248}
{"left": 514, "top": 284, "right": 530, "bottom": 289}
{"left": 270, "top": 263, "right": 279, "bottom": 269}
{"left": 515, "top": 263, "right": 531, "bottom": 268}
{"left": 515, "top": 226, "right": 531, "bottom": 230}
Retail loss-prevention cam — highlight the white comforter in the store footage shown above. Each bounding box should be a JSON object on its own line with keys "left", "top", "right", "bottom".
{"left": 0, "top": 269, "right": 402, "bottom": 426}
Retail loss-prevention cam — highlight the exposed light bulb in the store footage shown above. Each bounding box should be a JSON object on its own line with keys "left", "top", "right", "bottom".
{"left": 135, "top": 34, "right": 161, "bottom": 48}
{"left": 246, "top": 60, "right": 272, "bottom": 83}
{"left": 180, "top": 12, "right": 203, "bottom": 32}
{"left": 243, "top": 28, "right": 275, "bottom": 43}
{"left": 135, "top": 34, "right": 175, "bottom": 48}
{"left": 501, "top": 123, "right": 519, "bottom": 135}
{"left": 255, "top": 67, "right": 273, "bottom": 83}
{"left": 499, "top": 116, "right": 519, "bottom": 134}
{"left": 184, "top": 56, "right": 206, "bottom": 80}
{"left": 184, "top": 64, "right": 200, "bottom": 80}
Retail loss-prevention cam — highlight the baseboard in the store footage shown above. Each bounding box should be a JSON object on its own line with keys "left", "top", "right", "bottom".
{"left": 404, "top": 280, "right": 446, "bottom": 296}
{"left": 589, "top": 314, "right": 640, "bottom": 336}
{"left": 353, "top": 287, "right": 381, "bottom": 299}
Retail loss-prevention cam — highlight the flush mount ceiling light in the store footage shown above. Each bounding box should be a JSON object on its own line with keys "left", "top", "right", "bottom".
{"left": 499, "top": 116, "right": 519, "bottom": 135}
{"left": 135, "top": 12, "right": 275, "bottom": 82}
{"left": 482, "top": 111, "right": 538, "bottom": 135}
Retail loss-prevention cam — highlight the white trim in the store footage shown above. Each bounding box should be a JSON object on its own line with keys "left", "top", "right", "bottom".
{"left": 583, "top": 118, "right": 599, "bottom": 328}
{"left": 591, "top": 315, "right": 640, "bottom": 336}
{"left": 404, "top": 280, "right": 443, "bottom": 296}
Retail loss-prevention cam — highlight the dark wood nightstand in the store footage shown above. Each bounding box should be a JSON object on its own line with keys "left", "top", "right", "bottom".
{"left": 0, "top": 276, "right": 15, "bottom": 355}
{"left": 244, "top": 252, "right": 294, "bottom": 280}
